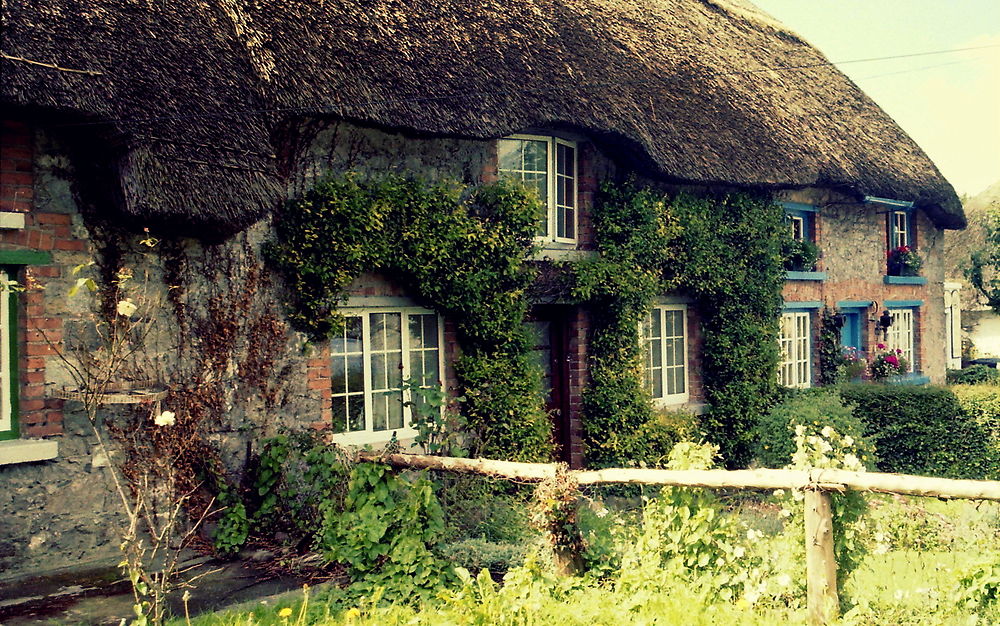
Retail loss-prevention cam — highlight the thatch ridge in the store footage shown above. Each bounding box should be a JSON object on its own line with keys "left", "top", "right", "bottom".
{"left": 1, "top": 0, "right": 964, "bottom": 234}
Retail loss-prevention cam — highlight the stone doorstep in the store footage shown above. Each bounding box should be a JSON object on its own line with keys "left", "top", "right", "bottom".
{"left": 0, "top": 439, "right": 58, "bottom": 466}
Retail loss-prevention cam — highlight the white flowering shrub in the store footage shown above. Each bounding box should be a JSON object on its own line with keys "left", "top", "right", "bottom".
{"left": 773, "top": 424, "right": 869, "bottom": 609}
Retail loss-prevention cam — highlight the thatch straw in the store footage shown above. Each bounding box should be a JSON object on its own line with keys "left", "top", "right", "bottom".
{"left": 0, "top": 0, "right": 964, "bottom": 235}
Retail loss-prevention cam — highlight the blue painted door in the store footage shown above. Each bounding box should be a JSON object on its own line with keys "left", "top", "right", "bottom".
{"left": 840, "top": 310, "right": 862, "bottom": 350}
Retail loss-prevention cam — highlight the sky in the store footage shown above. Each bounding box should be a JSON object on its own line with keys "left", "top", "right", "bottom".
{"left": 751, "top": 0, "right": 1000, "bottom": 198}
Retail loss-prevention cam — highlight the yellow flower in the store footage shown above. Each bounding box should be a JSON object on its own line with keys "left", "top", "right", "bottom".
{"left": 346, "top": 607, "right": 362, "bottom": 619}
{"left": 278, "top": 607, "right": 293, "bottom": 619}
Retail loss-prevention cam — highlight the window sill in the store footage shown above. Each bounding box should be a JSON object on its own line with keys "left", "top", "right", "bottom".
{"left": 330, "top": 427, "right": 420, "bottom": 448}
{"left": 0, "top": 438, "right": 59, "bottom": 466}
{"left": 883, "top": 275, "right": 927, "bottom": 285}
{"left": 531, "top": 248, "right": 595, "bottom": 262}
{"left": 886, "top": 373, "right": 930, "bottom": 386}
{"left": 786, "top": 271, "right": 827, "bottom": 281}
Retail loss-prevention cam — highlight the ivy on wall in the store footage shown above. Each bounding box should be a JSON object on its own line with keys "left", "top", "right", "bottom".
{"left": 266, "top": 176, "right": 552, "bottom": 461}
{"left": 570, "top": 182, "right": 682, "bottom": 467}
{"left": 575, "top": 185, "right": 786, "bottom": 468}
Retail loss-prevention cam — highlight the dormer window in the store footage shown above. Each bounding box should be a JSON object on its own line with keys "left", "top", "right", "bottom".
{"left": 498, "top": 134, "right": 577, "bottom": 244}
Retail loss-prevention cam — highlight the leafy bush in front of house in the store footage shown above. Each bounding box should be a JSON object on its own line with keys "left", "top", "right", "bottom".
{"left": 947, "top": 364, "right": 1000, "bottom": 385}
{"left": 575, "top": 183, "right": 786, "bottom": 469}
{"left": 317, "top": 462, "right": 453, "bottom": 601}
{"left": 839, "top": 384, "right": 1000, "bottom": 479}
{"left": 267, "top": 176, "right": 551, "bottom": 461}
{"left": 952, "top": 384, "right": 1000, "bottom": 454}
{"left": 753, "top": 389, "right": 876, "bottom": 469}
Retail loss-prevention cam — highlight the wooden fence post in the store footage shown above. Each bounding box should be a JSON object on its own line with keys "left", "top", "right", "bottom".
{"left": 804, "top": 488, "right": 838, "bottom": 625}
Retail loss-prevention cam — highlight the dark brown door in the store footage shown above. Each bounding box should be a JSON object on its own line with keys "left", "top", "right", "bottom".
{"left": 527, "top": 306, "right": 572, "bottom": 462}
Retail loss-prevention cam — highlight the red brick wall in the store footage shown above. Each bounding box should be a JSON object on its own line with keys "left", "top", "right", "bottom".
{"left": 1, "top": 119, "right": 85, "bottom": 438}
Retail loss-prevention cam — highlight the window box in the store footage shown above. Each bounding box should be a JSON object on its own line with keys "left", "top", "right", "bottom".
{"left": 786, "top": 271, "right": 827, "bottom": 281}
{"left": 883, "top": 275, "right": 927, "bottom": 285}
{"left": 886, "top": 373, "right": 930, "bottom": 386}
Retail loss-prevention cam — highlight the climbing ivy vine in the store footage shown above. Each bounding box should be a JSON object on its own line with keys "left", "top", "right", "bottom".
{"left": 266, "top": 176, "right": 552, "bottom": 461}
{"left": 575, "top": 185, "right": 785, "bottom": 468}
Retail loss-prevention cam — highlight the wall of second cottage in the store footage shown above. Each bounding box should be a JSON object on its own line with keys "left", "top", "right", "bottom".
{"left": 777, "top": 188, "right": 948, "bottom": 384}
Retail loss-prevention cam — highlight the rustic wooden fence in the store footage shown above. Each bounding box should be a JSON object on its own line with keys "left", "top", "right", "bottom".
{"left": 360, "top": 452, "right": 1000, "bottom": 625}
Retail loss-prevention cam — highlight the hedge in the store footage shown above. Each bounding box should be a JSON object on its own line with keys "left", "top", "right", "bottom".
{"left": 839, "top": 384, "right": 1000, "bottom": 480}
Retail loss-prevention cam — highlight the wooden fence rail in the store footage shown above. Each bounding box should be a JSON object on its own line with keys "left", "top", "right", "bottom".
{"left": 359, "top": 451, "right": 1000, "bottom": 625}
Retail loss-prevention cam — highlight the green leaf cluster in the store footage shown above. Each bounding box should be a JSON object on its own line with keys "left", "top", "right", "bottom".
{"left": 267, "top": 175, "right": 552, "bottom": 460}
{"left": 670, "top": 192, "right": 786, "bottom": 467}
{"left": 571, "top": 181, "right": 682, "bottom": 467}
{"left": 575, "top": 184, "right": 785, "bottom": 468}
{"left": 318, "top": 462, "right": 452, "bottom": 601}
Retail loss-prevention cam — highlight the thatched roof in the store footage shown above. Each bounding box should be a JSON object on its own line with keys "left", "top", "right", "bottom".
{"left": 1, "top": 0, "right": 965, "bottom": 235}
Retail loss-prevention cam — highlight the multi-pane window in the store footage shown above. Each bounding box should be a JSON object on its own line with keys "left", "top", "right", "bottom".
{"left": 778, "top": 311, "right": 811, "bottom": 388}
{"left": 641, "top": 305, "right": 688, "bottom": 403}
{"left": 498, "top": 134, "right": 577, "bottom": 243}
{"left": 329, "top": 308, "right": 442, "bottom": 443}
{"left": 0, "top": 269, "right": 16, "bottom": 441}
{"left": 789, "top": 215, "right": 805, "bottom": 241}
{"left": 891, "top": 211, "right": 909, "bottom": 249}
{"left": 886, "top": 308, "right": 915, "bottom": 373}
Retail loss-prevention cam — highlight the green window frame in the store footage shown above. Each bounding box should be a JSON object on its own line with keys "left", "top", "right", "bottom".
{"left": 0, "top": 267, "right": 19, "bottom": 441}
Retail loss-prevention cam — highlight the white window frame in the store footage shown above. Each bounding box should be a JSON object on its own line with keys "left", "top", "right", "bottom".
{"left": 891, "top": 211, "right": 909, "bottom": 249}
{"left": 0, "top": 269, "right": 12, "bottom": 437}
{"left": 641, "top": 304, "right": 689, "bottom": 405}
{"left": 778, "top": 311, "right": 812, "bottom": 388}
{"left": 329, "top": 307, "right": 445, "bottom": 446}
{"left": 886, "top": 308, "right": 915, "bottom": 373}
{"left": 498, "top": 134, "right": 578, "bottom": 245}
{"left": 789, "top": 215, "right": 805, "bottom": 241}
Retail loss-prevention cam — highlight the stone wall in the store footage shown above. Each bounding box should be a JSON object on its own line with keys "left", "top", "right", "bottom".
{"left": 777, "top": 188, "right": 948, "bottom": 384}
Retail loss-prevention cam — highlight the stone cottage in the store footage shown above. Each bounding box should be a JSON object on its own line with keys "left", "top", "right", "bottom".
{"left": 0, "top": 0, "right": 963, "bottom": 577}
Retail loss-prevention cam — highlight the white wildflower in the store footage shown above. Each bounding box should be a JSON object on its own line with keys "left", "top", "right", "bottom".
{"left": 843, "top": 453, "right": 861, "bottom": 469}
{"left": 733, "top": 545, "right": 746, "bottom": 558}
{"left": 595, "top": 507, "right": 609, "bottom": 518}
{"left": 780, "top": 508, "right": 792, "bottom": 518}
{"left": 821, "top": 426, "right": 835, "bottom": 439}
{"left": 776, "top": 574, "right": 792, "bottom": 587}
{"left": 794, "top": 424, "right": 805, "bottom": 436}
{"left": 116, "top": 299, "right": 137, "bottom": 317}
{"left": 153, "top": 411, "right": 176, "bottom": 427}
{"left": 843, "top": 436, "right": 855, "bottom": 447}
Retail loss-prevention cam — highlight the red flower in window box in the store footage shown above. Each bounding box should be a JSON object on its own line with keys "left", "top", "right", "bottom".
{"left": 887, "top": 245, "right": 922, "bottom": 276}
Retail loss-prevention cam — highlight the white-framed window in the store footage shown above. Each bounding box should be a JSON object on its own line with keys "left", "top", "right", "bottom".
{"left": 329, "top": 308, "right": 444, "bottom": 445}
{"left": 789, "top": 215, "right": 805, "bottom": 241}
{"left": 641, "top": 304, "right": 689, "bottom": 404}
{"left": 778, "top": 311, "right": 811, "bottom": 388}
{"left": 886, "top": 308, "right": 915, "bottom": 373}
{"left": 0, "top": 269, "right": 13, "bottom": 440}
{"left": 498, "top": 134, "right": 577, "bottom": 244}
{"left": 891, "top": 211, "right": 909, "bottom": 249}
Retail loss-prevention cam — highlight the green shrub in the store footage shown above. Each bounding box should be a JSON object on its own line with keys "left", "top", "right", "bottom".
{"left": 437, "top": 539, "right": 528, "bottom": 579}
{"left": 947, "top": 364, "right": 1000, "bottom": 385}
{"left": 840, "top": 384, "right": 1000, "bottom": 479}
{"left": 952, "top": 384, "right": 1000, "bottom": 451}
{"left": 753, "top": 389, "right": 875, "bottom": 469}
{"left": 317, "top": 463, "right": 452, "bottom": 601}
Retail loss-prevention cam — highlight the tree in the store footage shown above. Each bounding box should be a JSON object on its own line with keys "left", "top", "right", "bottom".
{"left": 967, "top": 205, "right": 1000, "bottom": 314}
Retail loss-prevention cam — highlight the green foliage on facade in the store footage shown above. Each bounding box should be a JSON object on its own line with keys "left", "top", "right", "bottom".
{"left": 266, "top": 176, "right": 552, "bottom": 460}
{"left": 573, "top": 184, "right": 785, "bottom": 468}
{"left": 572, "top": 181, "right": 683, "bottom": 467}
{"left": 670, "top": 192, "right": 786, "bottom": 467}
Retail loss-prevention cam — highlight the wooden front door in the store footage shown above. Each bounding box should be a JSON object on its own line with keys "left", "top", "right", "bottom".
{"left": 527, "top": 306, "right": 572, "bottom": 462}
